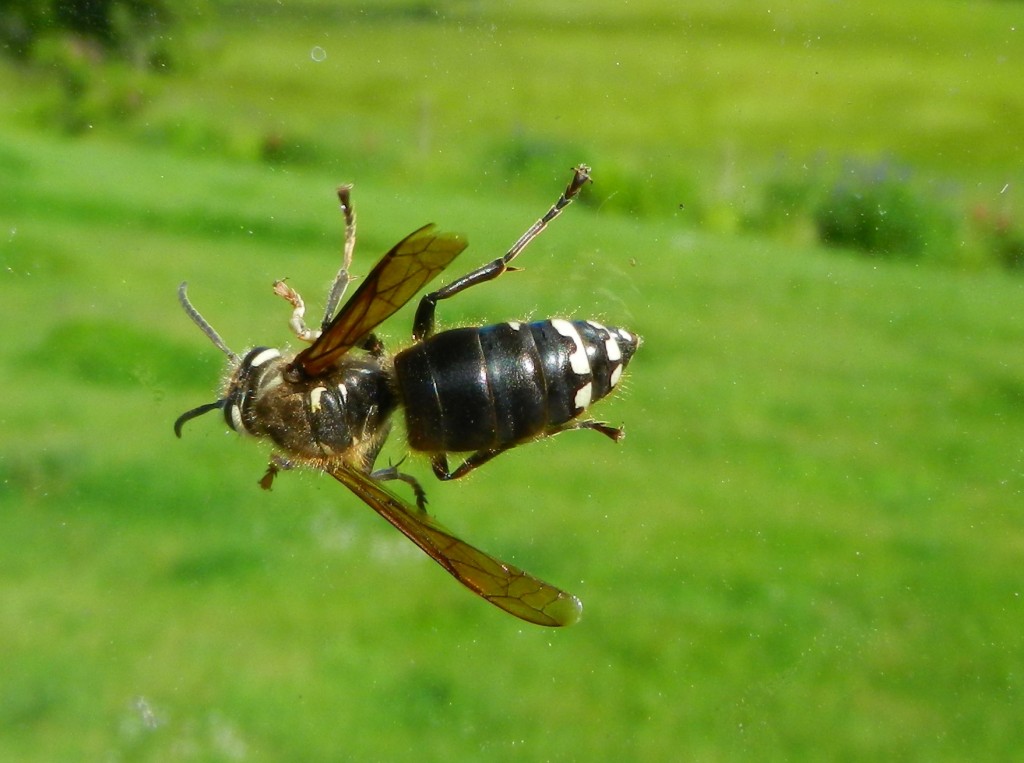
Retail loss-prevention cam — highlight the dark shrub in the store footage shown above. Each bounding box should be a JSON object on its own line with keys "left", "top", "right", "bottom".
{"left": 812, "top": 160, "right": 957, "bottom": 261}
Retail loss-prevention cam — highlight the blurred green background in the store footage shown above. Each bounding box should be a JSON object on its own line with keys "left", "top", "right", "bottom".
{"left": 2, "top": 1, "right": 1022, "bottom": 760}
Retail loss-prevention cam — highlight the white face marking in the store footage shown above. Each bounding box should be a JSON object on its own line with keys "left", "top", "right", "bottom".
{"left": 552, "top": 319, "right": 591, "bottom": 376}
{"left": 508, "top": 321, "right": 522, "bottom": 331}
{"left": 610, "top": 363, "right": 623, "bottom": 387}
{"left": 260, "top": 374, "right": 283, "bottom": 393}
{"left": 337, "top": 383, "right": 348, "bottom": 403}
{"left": 617, "top": 328, "right": 633, "bottom": 344}
{"left": 309, "top": 386, "right": 326, "bottom": 413}
{"left": 230, "top": 404, "right": 245, "bottom": 432}
{"left": 586, "top": 320, "right": 607, "bottom": 332}
{"left": 574, "top": 381, "right": 593, "bottom": 410}
{"left": 250, "top": 348, "right": 281, "bottom": 368}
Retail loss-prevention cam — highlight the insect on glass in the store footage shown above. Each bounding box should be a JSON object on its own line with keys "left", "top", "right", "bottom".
{"left": 174, "top": 166, "right": 639, "bottom": 627}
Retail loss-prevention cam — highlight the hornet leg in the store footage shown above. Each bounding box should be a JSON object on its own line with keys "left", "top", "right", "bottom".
{"left": 412, "top": 165, "right": 591, "bottom": 341}
{"left": 273, "top": 184, "right": 359, "bottom": 343}
{"left": 430, "top": 418, "right": 622, "bottom": 481}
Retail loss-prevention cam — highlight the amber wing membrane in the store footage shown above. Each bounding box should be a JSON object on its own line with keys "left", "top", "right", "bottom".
{"left": 325, "top": 464, "right": 583, "bottom": 627}
{"left": 294, "top": 224, "right": 468, "bottom": 377}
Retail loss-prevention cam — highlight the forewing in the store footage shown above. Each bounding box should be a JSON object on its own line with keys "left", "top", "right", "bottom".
{"left": 294, "top": 224, "right": 467, "bottom": 376}
{"left": 326, "top": 464, "right": 583, "bottom": 627}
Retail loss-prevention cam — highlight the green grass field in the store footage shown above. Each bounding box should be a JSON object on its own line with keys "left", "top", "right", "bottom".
{"left": 2, "top": 1, "right": 1023, "bottom": 760}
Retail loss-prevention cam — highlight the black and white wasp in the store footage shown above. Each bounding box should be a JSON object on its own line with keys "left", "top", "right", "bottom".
{"left": 174, "top": 166, "right": 639, "bottom": 627}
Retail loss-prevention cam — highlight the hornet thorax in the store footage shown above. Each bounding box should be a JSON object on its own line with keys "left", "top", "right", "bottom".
{"left": 222, "top": 346, "right": 398, "bottom": 463}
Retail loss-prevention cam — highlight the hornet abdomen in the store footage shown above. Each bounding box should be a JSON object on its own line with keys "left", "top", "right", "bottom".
{"left": 395, "top": 319, "right": 638, "bottom": 453}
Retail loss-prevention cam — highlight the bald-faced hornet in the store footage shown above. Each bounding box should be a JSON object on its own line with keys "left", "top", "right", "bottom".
{"left": 175, "top": 166, "right": 638, "bottom": 626}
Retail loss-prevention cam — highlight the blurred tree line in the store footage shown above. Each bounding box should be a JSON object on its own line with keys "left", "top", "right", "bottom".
{"left": 0, "top": 0, "right": 202, "bottom": 68}
{"left": 0, "top": 0, "right": 206, "bottom": 132}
